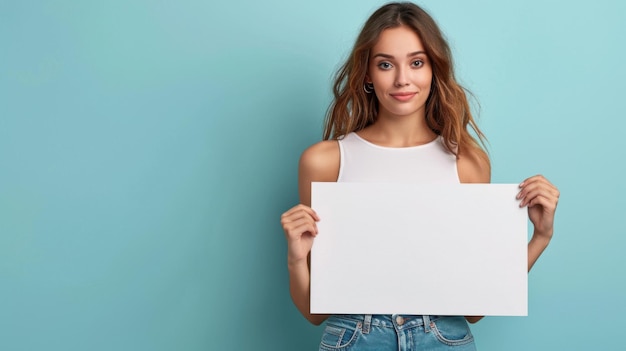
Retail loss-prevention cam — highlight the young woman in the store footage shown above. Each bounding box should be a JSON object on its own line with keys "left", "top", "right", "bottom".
{"left": 280, "top": 2, "right": 559, "bottom": 350}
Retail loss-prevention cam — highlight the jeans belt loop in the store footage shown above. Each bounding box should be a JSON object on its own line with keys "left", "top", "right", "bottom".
{"left": 362, "top": 314, "right": 372, "bottom": 334}
{"left": 422, "top": 315, "right": 432, "bottom": 333}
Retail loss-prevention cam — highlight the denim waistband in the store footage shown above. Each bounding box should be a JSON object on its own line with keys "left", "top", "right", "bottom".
{"left": 331, "top": 314, "right": 443, "bottom": 331}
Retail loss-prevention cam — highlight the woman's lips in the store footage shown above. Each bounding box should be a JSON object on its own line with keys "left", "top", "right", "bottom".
{"left": 390, "top": 92, "right": 417, "bottom": 101}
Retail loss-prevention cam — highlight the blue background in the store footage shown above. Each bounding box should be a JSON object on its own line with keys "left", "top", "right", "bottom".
{"left": 1, "top": 0, "right": 624, "bottom": 350}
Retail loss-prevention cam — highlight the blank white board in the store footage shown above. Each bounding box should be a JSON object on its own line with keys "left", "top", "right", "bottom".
{"left": 310, "top": 182, "right": 527, "bottom": 316}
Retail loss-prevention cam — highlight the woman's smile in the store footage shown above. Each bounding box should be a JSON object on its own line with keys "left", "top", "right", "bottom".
{"left": 390, "top": 92, "right": 417, "bottom": 102}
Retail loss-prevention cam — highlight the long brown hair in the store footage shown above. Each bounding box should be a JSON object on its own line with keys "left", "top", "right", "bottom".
{"left": 324, "top": 2, "right": 488, "bottom": 162}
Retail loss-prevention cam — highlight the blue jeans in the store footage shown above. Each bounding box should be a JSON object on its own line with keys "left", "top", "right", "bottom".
{"left": 319, "top": 315, "right": 476, "bottom": 351}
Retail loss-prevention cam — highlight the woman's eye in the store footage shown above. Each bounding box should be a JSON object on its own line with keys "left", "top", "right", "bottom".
{"left": 378, "top": 62, "right": 392, "bottom": 70}
{"left": 412, "top": 60, "right": 424, "bottom": 68}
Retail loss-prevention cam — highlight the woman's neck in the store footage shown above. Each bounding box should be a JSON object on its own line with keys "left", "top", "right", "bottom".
{"left": 358, "top": 111, "right": 436, "bottom": 148}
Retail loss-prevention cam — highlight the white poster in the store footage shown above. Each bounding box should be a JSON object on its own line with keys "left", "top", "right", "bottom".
{"left": 310, "top": 182, "right": 528, "bottom": 316}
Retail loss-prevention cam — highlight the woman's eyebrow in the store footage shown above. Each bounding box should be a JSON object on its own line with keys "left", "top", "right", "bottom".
{"left": 372, "top": 51, "right": 427, "bottom": 59}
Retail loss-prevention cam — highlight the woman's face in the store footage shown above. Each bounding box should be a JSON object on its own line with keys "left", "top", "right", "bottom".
{"left": 367, "top": 25, "right": 433, "bottom": 120}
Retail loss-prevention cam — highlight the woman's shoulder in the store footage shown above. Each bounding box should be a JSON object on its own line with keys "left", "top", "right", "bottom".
{"left": 457, "top": 145, "right": 491, "bottom": 183}
{"left": 299, "top": 139, "right": 340, "bottom": 182}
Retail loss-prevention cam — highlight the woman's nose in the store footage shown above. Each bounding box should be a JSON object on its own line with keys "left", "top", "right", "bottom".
{"left": 394, "top": 67, "right": 409, "bottom": 87}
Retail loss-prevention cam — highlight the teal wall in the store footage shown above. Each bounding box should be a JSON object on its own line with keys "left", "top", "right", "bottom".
{"left": 1, "top": 0, "right": 624, "bottom": 350}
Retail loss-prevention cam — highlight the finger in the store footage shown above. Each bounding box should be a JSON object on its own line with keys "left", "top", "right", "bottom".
{"left": 520, "top": 188, "right": 559, "bottom": 208}
{"left": 281, "top": 207, "right": 319, "bottom": 226}
{"left": 283, "top": 218, "right": 318, "bottom": 238}
{"left": 517, "top": 179, "right": 559, "bottom": 202}
{"left": 281, "top": 204, "right": 308, "bottom": 218}
{"left": 518, "top": 183, "right": 558, "bottom": 203}
{"left": 527, "top": 194, "right": 558, "bottom": 212}
{"left": 281, "top": 210, "right": 308, "bottom": 226}
{"left": 519, "top": 174, "right": 547, "bottom": 187}
{"left": 281, "top": 204, "right": 320, "bottom": 222}
{"left": 285, "top": 222, "right": 318, "bottom": 240}
{"left": 523, "top": 192, "right": 558, "bottom": 211}
{"left": 283, "top": 216, "right": 317, "bottom": 232}
{"left": 519, "top": 175, "right": 558, "bottom": 193}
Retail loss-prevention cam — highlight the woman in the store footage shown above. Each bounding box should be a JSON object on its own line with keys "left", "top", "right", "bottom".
{"left": 280, "top": 2, "right": 559, "bottom": 350}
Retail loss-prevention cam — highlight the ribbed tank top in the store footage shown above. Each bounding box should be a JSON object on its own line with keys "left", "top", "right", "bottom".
{"left": 337, "top": 132, "right": 460, "bottom": 183}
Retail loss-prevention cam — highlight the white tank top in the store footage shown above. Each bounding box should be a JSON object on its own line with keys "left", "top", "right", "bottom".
{"left": 337, "top": 132, "right": 460, "bottom": 183}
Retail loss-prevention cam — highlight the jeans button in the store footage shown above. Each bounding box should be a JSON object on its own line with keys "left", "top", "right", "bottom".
{"left": 396, "top": 316, "right": 404, "bottom": 326}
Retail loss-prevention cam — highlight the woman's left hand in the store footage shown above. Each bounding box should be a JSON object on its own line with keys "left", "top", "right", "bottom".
{"left": 517, "top": 175, "right": 560, "bottom": 239}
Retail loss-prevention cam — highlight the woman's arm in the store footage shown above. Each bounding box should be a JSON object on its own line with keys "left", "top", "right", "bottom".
{"left": 517, "top": 175, "right": 559, "bottom": 271}
{"left": 281, "top": 140, "right": 339, "bottom": 325}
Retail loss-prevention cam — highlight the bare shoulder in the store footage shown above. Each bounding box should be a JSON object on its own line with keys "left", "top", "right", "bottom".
{"left": 299, "top": 140, "right": 340, "bottom": 182}
{"left": 298, "top": 140, "right": 340, "bottom": 206}
{"left": 457, "top": 146, "right": 491, "bottom": 184}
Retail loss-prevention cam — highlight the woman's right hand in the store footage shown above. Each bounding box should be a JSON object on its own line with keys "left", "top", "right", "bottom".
{"left": 280, "top": 204, "right": 320, "bottom": 266}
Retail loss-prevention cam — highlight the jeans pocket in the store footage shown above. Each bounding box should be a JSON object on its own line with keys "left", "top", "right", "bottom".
{"left": 319, "top": 316, "right": 361, "bottom": 350}
{"left": 430, "top": 316, "right": 474, "bottom": 346}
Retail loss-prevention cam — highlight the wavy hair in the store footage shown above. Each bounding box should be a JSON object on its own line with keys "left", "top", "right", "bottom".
{"left": 323, "top": 2, "right": 488, "bottom": 162}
